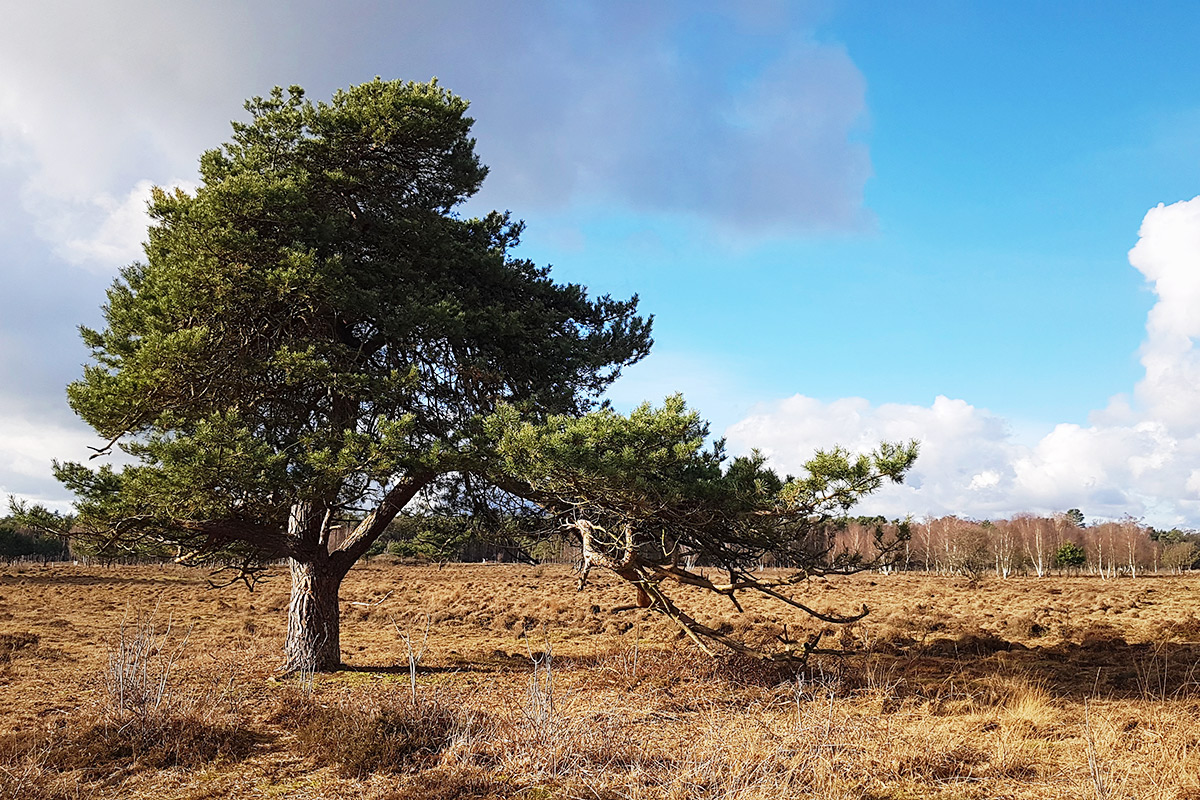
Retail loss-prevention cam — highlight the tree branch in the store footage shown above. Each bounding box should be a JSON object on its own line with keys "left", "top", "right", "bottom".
{"left": 331, "top": 470, "right": 437, "bottom": 571}
{"left": 176, "top": 519, "right": 295, "bottom": 559}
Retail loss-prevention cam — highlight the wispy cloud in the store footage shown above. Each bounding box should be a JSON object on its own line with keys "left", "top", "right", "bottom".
{"left": 54, "top": 179, "right": 197, "bottom": 269}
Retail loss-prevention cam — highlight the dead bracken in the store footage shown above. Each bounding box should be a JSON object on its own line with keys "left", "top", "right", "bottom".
{"left": 3, "top": 561, "right": 1200, "bottom": 799}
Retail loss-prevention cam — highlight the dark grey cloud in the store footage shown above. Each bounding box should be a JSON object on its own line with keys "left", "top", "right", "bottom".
{"left": 401, "top": 2, "right": 873, "bottom": 231}
{"left": 2, "top": 1, "right": 871, "bottom": 237}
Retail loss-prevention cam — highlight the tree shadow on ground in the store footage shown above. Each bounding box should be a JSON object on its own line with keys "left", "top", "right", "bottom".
{"left": 340, "top": 649, "right": 542, "bottom": 675}
{"left": 0, "top": 571, "right": 191, "bottom": 587}
{"left": 861, "top": 635, "right": 1200, "bottom": 701}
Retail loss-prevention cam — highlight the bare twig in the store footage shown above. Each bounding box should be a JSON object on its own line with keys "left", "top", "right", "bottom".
{"left": 392, "top": 613, "right": 431, "bottom": 705}
{"left": 348, "top": 591, "right": 393, "bottom": 608}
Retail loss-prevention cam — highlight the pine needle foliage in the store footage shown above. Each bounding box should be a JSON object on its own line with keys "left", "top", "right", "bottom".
{"left": 54, "top": 79, "right": 651, "bottom": 669}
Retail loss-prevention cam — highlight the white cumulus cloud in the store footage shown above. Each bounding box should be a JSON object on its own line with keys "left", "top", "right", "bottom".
{"left": 726, "top": 196, "right": 1200, "bottom": 528}
{"left": 0, "top": 411, "right": 109, "bottom": 513}
{"left": 1130, "top": 198, "right": 1200, "bottom": 434}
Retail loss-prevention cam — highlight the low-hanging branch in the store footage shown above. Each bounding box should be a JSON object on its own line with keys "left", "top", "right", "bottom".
{"left": 488, "top": 396, "right": 919, "bottom": 663}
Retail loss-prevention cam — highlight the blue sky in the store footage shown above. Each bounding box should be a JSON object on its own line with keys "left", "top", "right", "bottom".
{"left": 2, "top": 1, "right": 1200, "bottom": 526}
{"left": 523, "top": 1, "right": 1200, "bottom": 424}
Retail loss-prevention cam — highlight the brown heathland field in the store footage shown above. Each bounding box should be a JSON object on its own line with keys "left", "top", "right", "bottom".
{"left": 3, "top": 560, "right": 1200, "bottom": 799}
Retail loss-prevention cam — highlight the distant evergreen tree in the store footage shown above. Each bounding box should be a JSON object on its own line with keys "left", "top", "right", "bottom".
{"left": 1053, "top": 541, "right": 1086, "bottom": 570}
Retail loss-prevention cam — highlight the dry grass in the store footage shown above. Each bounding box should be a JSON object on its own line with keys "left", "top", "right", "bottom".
{"left": 3, "top": 561, "right": 1200, "bottom": 798}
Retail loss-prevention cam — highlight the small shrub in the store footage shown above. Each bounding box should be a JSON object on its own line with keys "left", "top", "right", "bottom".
{"left": 0, "top": 608, "right": 261, "bottom": 782}
{"left": 0, "top": 709, "right": 256, "bottom": 788}
{"left": 948, "top": 526, "right": 993, "bottom": 582}
{"left": 103, "top": 609, "right": 189, "bottom": 720}
{"left": 61, "top": 715, "right": 257, "bottom": 774}
{"left": 281, "top": 690, "right": 466, "bottom": 778}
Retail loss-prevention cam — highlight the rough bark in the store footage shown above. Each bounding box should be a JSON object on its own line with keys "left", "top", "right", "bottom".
{"left": 283, "top": 555, "right": 343, "bottom": 672}
{"left": 282, "top": 499, "right": 342, "bottom": 672}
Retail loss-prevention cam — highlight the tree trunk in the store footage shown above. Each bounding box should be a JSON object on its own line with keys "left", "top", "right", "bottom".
{"left": 278, "top": 475, "right": 434, "bottom": 673}
{"left": 284, "top": 556, "right": 343, "bottom": 672}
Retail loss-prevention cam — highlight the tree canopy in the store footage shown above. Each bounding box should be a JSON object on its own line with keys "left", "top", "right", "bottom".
{"left": 57, "top": 78, "right": 652, "bottom": 669}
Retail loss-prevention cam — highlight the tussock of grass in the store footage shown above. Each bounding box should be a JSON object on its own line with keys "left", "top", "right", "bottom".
{"left": 0, "top": 632, "right": 38, "bottom": 664}
{"left": 66, "top": 714, "right": 257, "bottom": 774}
{"left": 380, "top": 766, "right": 516, "bottom": 799}
{"left": 0, "top": 707, "right": 258, "bottom": 797}
{"left": 276, "top": 688, "right": 468, "bottom": 778}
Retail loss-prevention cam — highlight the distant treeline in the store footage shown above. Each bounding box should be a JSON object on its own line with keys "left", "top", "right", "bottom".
{"left": 367, "top": 510, "right": 1200, "bottom": 578}
{"left": 830, "top": 513, "right": 1199, "bottom": 578}
{"left": 364, "top": 514, "right": 571, "bottom": 564}
{"left": 0, "top": 521, "right": 71, "bottom": 563}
